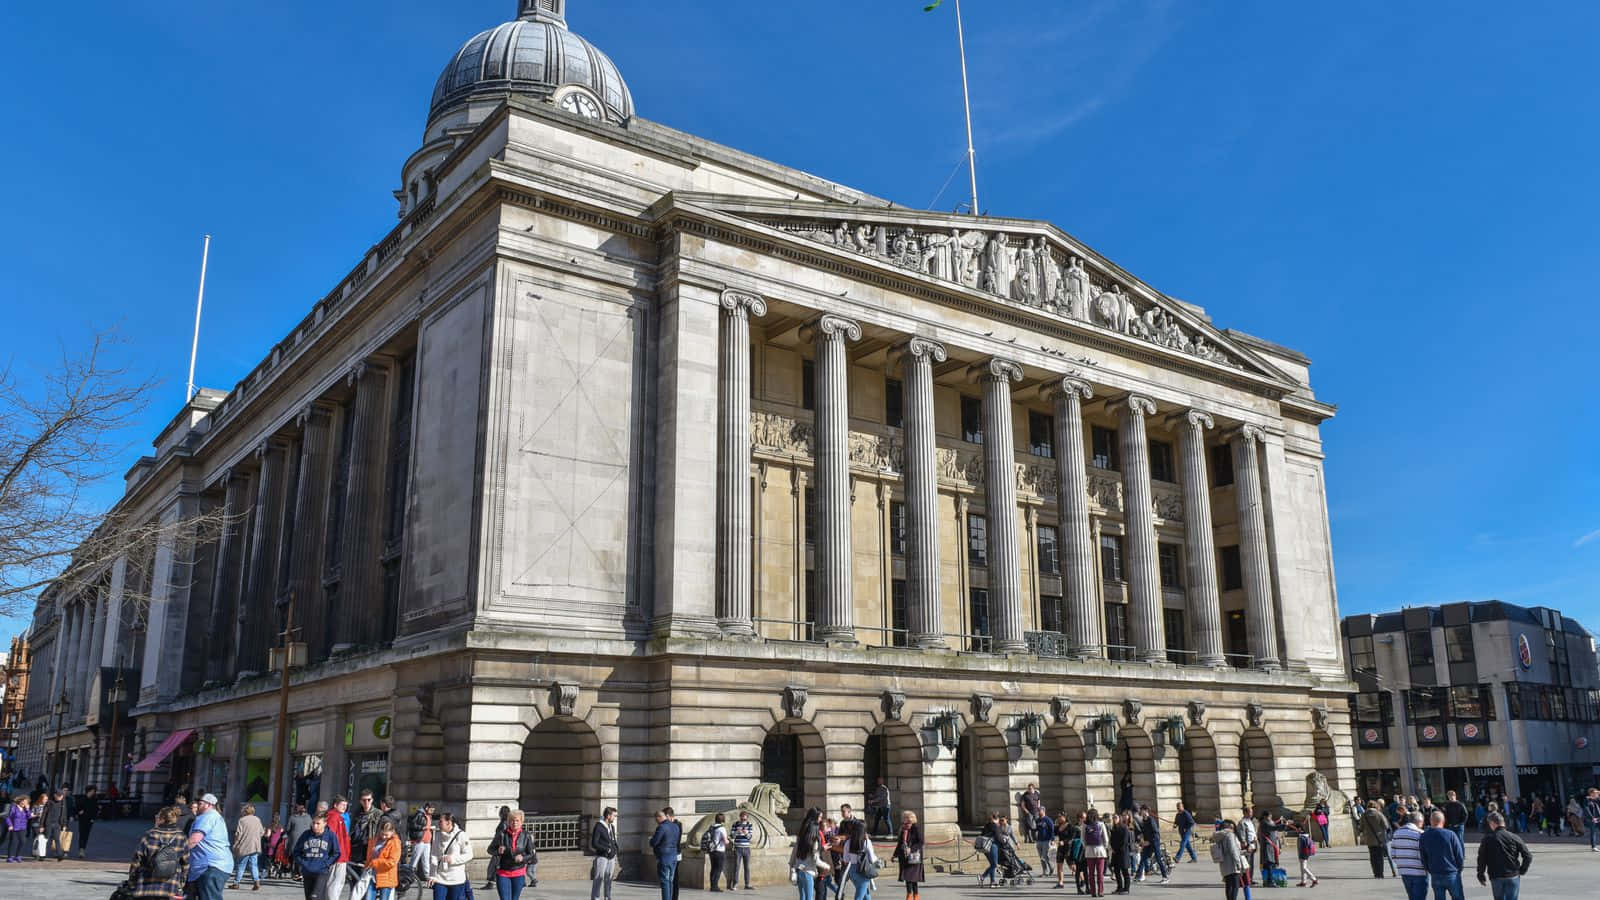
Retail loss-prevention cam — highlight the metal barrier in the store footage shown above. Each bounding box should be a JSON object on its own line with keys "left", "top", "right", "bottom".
{"left": 526, "top": 813, "right": 589, "bottom": 852}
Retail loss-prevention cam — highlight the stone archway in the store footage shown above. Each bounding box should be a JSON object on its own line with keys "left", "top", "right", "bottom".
{"left": 1039, "top": 725, "right": 1089, "bottom": 817}
{"left": 1312, "top": 729, "right": 1339, "bottom": 790}
{"left": 865, "top": 720, "right": 926, "bottom": 831}
{"left": 1240, "top": 727, "right": 1280, "bottom": 811}
{"left": 1178, "top": 726, "right": 1220, "bottom": 821}
{"left": 1115, "top": 726, "right": 1159, "bottom": 817}
{"left": 519, "top": 715, "right": 601, "bottom": 816}
{"left": 956, "top": 722, "right": 1010, "bottom": 827}
{"left": 763, "top": 719, "right": 826, "bottom": 817}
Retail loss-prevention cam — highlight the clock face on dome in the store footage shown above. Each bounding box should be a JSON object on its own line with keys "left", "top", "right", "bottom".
{"left": 558, "top": 90, "right": 602, "bottom": 119}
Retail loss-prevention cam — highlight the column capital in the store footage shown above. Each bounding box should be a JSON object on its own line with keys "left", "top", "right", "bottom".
{"left": 1040, "top": 377, "right": 1094, "bottom": 403}
{"left": 801, "top": 314, "right": 861, "bottom": 343}
{"left": 1229, "top": 423, "right": 1266, "bottom": 444}
{"left": 1169, "top": 408, "right": 1215, "bottom": 432}
{"left": 967, "top": 357, "right": 1023, "bottom": 385}
{"left": 1119, "top": 393, "right": 1157, "bottom": 418}
{"left": 890, "top": 336, "right": 948, "bottom": 365}
{"left": 719, "top": 288, "right": 768, "bottom": 318}
{"left": 295, "top": 399, "right": 338, "bottom": 429}
{"left": 345, "top": 353, "right": 396, "bottom": 387}
{"left": 252, "top": 436, "right": 292, "bottom": 459}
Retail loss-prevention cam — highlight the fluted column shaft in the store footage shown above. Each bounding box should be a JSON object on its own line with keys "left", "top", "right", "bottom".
{"left": 975, "top": 358, "right": 1025, "bottom": 652}
{"left": 237, "top": 440, "right": 287, "bottom": 675}
{"left": 809, "top": 315, "right": 860, "bottom": 643}
{"left": 1176, "top": 411, "right": 1225, "bottom": 666}
{"left": 205, "top": 472, "right": 251, "bottom": 684}
{"left": 899, "top": 338, "right": 947, "bottom": 648}
{"left": 71, "top": 599, "right": 91, "bottom": 714}
{"left": 1117, "top": 395, "right": 1166, "bottom": 662}
{"left": 1231, "top": 426, "right": 1281, "bottom": 669}
{"left": 336, "top": 360, "right": 392, "bottom": 650}
{"left": 716, "top": 291, "right": 765, "bottom": 636}
{"left": 1048, "top": 378, "right": 1101, "bottom": 658}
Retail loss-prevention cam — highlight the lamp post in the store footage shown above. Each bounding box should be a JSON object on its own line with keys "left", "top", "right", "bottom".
{"left": 269, "top": 591, "right": 300, "bottom": 823}
{"left": 106, "top": 669, "right": 127, "bottom": 794}
{"left": 51, "top": 691, "right": 69, "bottom": 786}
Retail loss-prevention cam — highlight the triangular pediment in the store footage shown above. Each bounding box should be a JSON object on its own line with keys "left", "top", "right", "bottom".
{"left": 670, "top": 194, "right": 1293, "bottom": 385}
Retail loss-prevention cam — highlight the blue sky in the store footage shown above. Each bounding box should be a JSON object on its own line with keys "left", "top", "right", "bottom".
{"left": 2, "top": 0, "right": 1597, "bottom": 639}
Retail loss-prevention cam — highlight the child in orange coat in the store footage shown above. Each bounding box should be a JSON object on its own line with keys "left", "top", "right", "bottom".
{"left": 365, "top": 819, "right": 402, "bottom": 899}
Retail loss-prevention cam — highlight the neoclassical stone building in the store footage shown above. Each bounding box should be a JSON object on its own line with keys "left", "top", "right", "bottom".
{"left": 20, "top": 0, "right": 1352, "bottom": 870}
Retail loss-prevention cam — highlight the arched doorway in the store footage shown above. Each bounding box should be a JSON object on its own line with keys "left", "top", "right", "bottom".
{"left": 520, "top": 716, "right": 601, "bottom": 816}
{"left": 865, "top": 721, "right": 926, "bottom": 832}
{"left": 1114, "top": 726, "right": 1158, "bottom": 816}
{"left": 1240, "top": 727, "right": 1279, "bottom": 811}
{"left": 955, "top": 722, "right": 1010, "bottom": 827}
{"left": 763, "top": 720, "right": 826, "bottom": 818}
{"left": 1038, "top": 725, "right": 1089, "bottom": 816}
{"left": 1178, "top": 726, "right": 1220, "bottom": 821}
{"left": 1312, "top": 729, "right": 1339, "bottom": 789}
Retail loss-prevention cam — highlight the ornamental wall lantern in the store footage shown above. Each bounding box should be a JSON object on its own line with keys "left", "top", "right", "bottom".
{"left": 928, "top": 711, "right": 961, "bottom": 751}
{"left": 1017, "top": 713, "right": 1046, "bottom": 750}
{"left": 1097, "top": 713, "right": 1119, "bottom": 750}
{"left": 1164, "top": 716, "right": 1186, "bottom": 749}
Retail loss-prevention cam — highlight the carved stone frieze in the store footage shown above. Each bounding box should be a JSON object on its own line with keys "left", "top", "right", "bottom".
{"left": 751, "top": 411, "right": 813, "bottom": 456}
{"left": 936, "top": 447, "right": 985, "bottom": 486}
{"left": 1088, "top": 474, "right": 1123, "bottom": 513}
{"left": 765, "top": 217, "right": 1241, "bottom": 368}
{"left": 1152, "top": 486, "right": 1183, "bottom": 520}
{"left": 1016, "top": 462, "right": 1058, "bottom": 498}
{"left": 848, "top": 431, "right": 904, "bottom": 473}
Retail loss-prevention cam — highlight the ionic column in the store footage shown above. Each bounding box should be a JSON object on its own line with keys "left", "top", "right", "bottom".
{"left": 1117, "top": 395, "right": 1166, "bottom": 663}
{"left": 1230, "top": 425, "right": 1281, "bottom": 670}
{"left": 896, "top": 337, "right": 947, "bottom": 649}
{"left": 237, "top": 439, "right": 287, "bottom": 676}
{"left": 716, "top": 290, "right": 766, "bottom": 637}
{"left": 336, "top": 358, "right": 392, "bottom": 651}
{"left": 1045, "top": 378, "right": 1100, "bottom": 658}
{"left": 205, "top": 471, "right": 251, "bottom": 684}
{"left": 288, "top": 403, "right": 335, "bottom": 660}
{"left": 806, "top": 314, "right": 860, "bottom": 643}
{"left": 972, "top": 358, "right": 1025, "bottom": 652}
{"left": 1174, "top": 410, "right": 1225, "bottom": 666}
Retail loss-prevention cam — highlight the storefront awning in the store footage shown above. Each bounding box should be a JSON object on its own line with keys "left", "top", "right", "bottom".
{"left": 131, "top": 728, "right": 195, "bottom": 773}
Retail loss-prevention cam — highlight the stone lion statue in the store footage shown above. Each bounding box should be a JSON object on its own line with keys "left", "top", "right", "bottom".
{"left": 684, "top": 783, "right": 793, "bottom": 851}
{"left": 1303, "top": 771, "right": 1331, "bottom": 808}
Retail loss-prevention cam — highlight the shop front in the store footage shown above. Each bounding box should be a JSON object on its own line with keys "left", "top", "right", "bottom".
{"left": 1410, "top": 766, "right": 1471, "bottom": 802}
{"left": 343, "top": 711, "right": 392, "bottom": 799}
{"left": 288, "top": 721, "right": 327, "bottom": 811}
{"left": 243, "top": 728, "right": 274, "bottom": 804}
{"left": 1356, "top": 768, "right": 1402, "bottom": 800}
{"left": 197, "top": 730, "right": 232, "bottom": 807}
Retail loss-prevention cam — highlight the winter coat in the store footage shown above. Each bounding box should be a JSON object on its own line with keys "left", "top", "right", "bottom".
{"left": 893, "top": 822, "right": 924, "bottom": 884}
{"left": 365, "top": 835, "right": 401, "bottom": 889}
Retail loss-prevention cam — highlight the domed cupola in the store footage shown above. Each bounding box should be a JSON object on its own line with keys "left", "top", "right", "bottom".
{"left": 428, "top": 0, "right": 633, "bottom": 130}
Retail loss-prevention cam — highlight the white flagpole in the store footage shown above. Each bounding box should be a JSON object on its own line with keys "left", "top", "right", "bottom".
{"left": 186, "top": 234, "right": 211, "bottom": 403}
{"left": 953, "top": 0, "right": 979, "bottom": 215}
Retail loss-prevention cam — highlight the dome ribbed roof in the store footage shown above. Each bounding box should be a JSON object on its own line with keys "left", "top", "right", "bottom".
{"left": 428, "top": 4, "right": 632, "bottom": 127}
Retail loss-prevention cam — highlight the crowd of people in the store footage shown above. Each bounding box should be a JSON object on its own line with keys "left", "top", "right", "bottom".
{"left": 1354, "top": 786, "right": 1600, "bottom": 849}
{"left": 0, "top": 781, "right": 103, "bottom": 861}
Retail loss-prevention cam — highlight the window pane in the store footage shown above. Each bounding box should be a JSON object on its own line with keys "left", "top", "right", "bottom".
{"left": 1407, "top": 686, "right": 1445, "bottom": 721}
{"left": 1099, "top": 534, "right": 1123, "bottom": 582}
{"left": 1104, "top": 601, "right": 1129, "bottom": 660}
{"left": 1444, "top": 625, "right": 1473, "bottom": 663}
{"left": 967, "top": 514, "right": 987, "bottom": 567}
{"left": 1210, "top": 444, "right": 1234, "bottom": 487}
{"left": 804, "top": 488, "right": 816, "bottom": 545}
{"left": 1164, "top": 608, "right": 1187, "bottom": 663}
{"left": 1158, "top": 543, "right": 1183, "bottom": 589}
{"left": 969, "top": 588, "right": 991, "bottom": 652}
{"left": 1406, "top": 630, "right": 1435, "bottom": 666}
{"left": 1449, "top": 685, "right": 1484, "bottom": 719}
{"left": 1350, "top": 635, "right": 1376, "bottom": 674}
{"left": 891, "top": 579, "right": 908, "bottom": 647}
{"left": 890, "top": 501, "right": 906, "bottom": 556}
{"left": 1040, "top": 594, "right": 1063, "bottom": 634}
{"left": 1029, "top": 411, "right": 1054, "bottom": 458}
{"left": 885, "top": 378, "right": 904, "bottom": 429}
{"left": 1091, "top": 426, "right": 1119, "bottom": 471}
{"left": 1037, "top": 525, "right": 1059, "bottom": 575}
{"left": 1149, "top": 440, "right": 1175, "bottom": 483}
{"left": 1220, "top": 545, "right": 1243, "bottom": 591}
{"left": 802, "top": 359, "right": 815, "bottom": 411}
{"left": 961, "top": 395, "right": 983, "bottom": 443}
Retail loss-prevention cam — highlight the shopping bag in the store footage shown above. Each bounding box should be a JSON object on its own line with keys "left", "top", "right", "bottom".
{"left": 60, "top": 828, "right": 74, "bottom": 853}
{"left": 33, "top": 834, "right": 47, "bottom": 857}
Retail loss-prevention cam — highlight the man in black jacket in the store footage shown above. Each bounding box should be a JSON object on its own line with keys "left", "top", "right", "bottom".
{"left": 590, "top": 806, "right": 619, "bottom": 900}
{"left": 42, "top": 788, "right": 71, "bottom": 861}
{"left": 1475, "top": 812, "right": 1531, "bottom": 897}
{"left": 1440, "top": 791, "right": 1469, "bottom": 843}
{"left": 74, "top": 785, "right": 99, "bottom": 859}
{"left": 1584, "top": 788, "right": 1600, "bottom": 852}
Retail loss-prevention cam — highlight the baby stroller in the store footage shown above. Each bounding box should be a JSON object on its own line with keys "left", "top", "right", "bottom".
{"left": 995, "top": 838, "right": 1035, "bottom": 886}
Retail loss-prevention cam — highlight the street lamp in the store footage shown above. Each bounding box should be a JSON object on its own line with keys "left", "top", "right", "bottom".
{"left": 106, "top": 669, "right": 127, "bottom": 794}
{"left": 51, "top": 691, "right": 69, "bottom": 785}
{"left": 929, "top": 711, "right": 961, "bottom": 752}
{"left": 1017, "top": 713, "right": 1046, "bottom": 751}
{"left": 1097, "top": 714, "right": 1119, "bottom": 750}
{"left": 1164, "top": 716, "right": 1186, "bottom": 750}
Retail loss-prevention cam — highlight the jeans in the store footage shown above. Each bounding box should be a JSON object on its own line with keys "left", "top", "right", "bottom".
{"left": 1176, "top": 829, "right": 1196, "bottom": 862}
{"left": 192, "top": 867, "right": 229, "bottom": 900}
{"left": 592, "top": 856, "right": 617, "bottom": 900}
{"left": 1082, "top": 857, "right": 1105, "bottom": 896}
{"left": 1489, "top": 876, "right": 1520, "bottom": 900}
{"left": 981, "top": 842, "right": 998, "bottom": 884}
{"left": 496, "top": 874, "right": 527, "bottom": 900}
{"left": 1223, "top": 873, "right": 1240, "bottom": 900}
{"left": 434, "top": 886, "right": 468, "bottom": 900}
{"left": 371, "top": 890, "right": 395, "bottom": 900}
{"left": 1400, "top": 874, "right": 1430, "bottom": 900}
{"left": 2, "top": 828, "right": 24, "bottom": 859}
{"left": 1589, "top": 822, "right": 1600, "bottom": 850}
{"left": 301, "top": 869, "right": 332, "bottom": 900}
{"left": 728, "top": 846, "right": 750, "bottom": 888}
{"left": 1429, "top": 872, "right": 1464, "bottom": 900}
{"left": 847, "top": 868, "right": 871, "bottom": 900}
{"left": 709, "top": 851, "right": 727, "bottom": 889}
{"left": 234, "top": 852, "right": 262, "bottom": 884}
{"left": 869, "top": 807, "right": 892, "bottom": 836}
{"left": 1137, "top": 843, "right": 1167, "bottom": 878}
{"left": 795, "top": 868, "right": 816, "bottom": 900}
{"left": 1451, "top": 825, "right": 1465, "bottom": 844}
{"left": 1297, "top": 859, "right": 1314, "bottom": 884}
{"left": 658, "top": 857, "right": 680, "bottom": 900}
{"left": 1035, "top": 840, "right": 1053, "bottom": 874}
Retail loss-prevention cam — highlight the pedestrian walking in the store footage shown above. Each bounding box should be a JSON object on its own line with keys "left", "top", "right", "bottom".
{"left": 1080, "top": 809, "right": 1107, "bottom": 898}
{"left": 2, "top": 794, "right": 28, "bottom": 862}
{"left": 727, "top": 810, "right": 754, "bottom": 890}
{"left": 1419, "top": 810, "right": 1466, "bottom": 900}
{"left": 837, "top": 816, "right": 878, "bottom": 900}
{"left": 489, "top": 809, "right": 535, "bottom": 900}
{"left": 789, "top": 809, "right": 825, "bottom": 900}
{"left": 292, "top": 812, "right": 342, "bottom": 900}
{"left": 127, "top": 805, "right": 190, "bottom": 900}
{"left": 1134, "top": 806, "right": 1169, "bottom": 884}
{"left": 184, "top": 793, "right": 236, "bottom": 900}
{"left": 1291, "top": 822, "right": 1317, "bottom": 887}
{"left": 651, "top": 808, "right": 684, "bottom": 900}
{"left": 427, "top": 811, "right": 472, "bottom": 900}
{"left": 703, "top": 813, "right": 730, "bottom": 892}
{"left": 1441, "top": 791, "right": 1469, "bottom": 844}
{"left": 365, "top": 818, "right": 402, "bottom": 900}
{"left": 892, "top": 810, "right": 924, "bottom": 900}
{"left": 41, "top": 787, "right": 70, "bottom": 860}
{"left": 351, "top": 792, "right": 382, "bottom": 867}
{"left": 1032, "top": 808, "right": 1055, "bottom": 876}
{"left": 484, "top": 807, "right": 510, "bottom": 892}
{"left": 590, "top": 806, "right": 619, "bottom": 900}
{"left": 1389, "top": 812, "right": 1428, "bottom": 900}
{"left": 230, "top": 802, "right": 265, "bottom": 890}
{"left": 1584, "top": 788, "right": 1600, "bottom": 852}
{"left": 1108, "top": 812, "right": 1133, "bottom": 895}
{"left": 1358, "top": 801, "right": 1390, "bottom": 879}
{"left": 1211, "top": 821, "right": 1245, "bottom": 900}
{"left": 977, "top": 811, "right": 1000, "bottom": 887}
{"left": 74, "top": 785, "right": 98, "bottom": 858}
{"left": 1018, "top": 784, "right": 1043, "bottom": 842}
{"left": 1474, "top": 812, "right": 1530, "bottom": 900}
{"left": 1174, "top": 802, "right": 1198, "bottom": 864}
{"left": 287, "top": 804, "right": 313, "bottom": 881}
{"left": 868, "top": 779, "right": 892, "bottom": 837}
{"left": 408, "top": 802, "right": 437, "bottom": 887}
{"left": 326, "top": 797, "right": 353, "bottom": 900}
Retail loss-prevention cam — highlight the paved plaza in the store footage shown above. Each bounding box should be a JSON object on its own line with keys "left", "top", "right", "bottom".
{"left": 7, "top": 822, "right": 1597, "bottom": 900}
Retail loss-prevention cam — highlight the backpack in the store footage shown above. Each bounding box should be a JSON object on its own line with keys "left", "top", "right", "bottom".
{"left": 700, "top": 828, "right": 716, "bottom": 853}
{"left": 1084, "top": 821, "right": 1105, "bottom": 847}
{"left": 1301, "top": 834, "right": 1316, "bottom": 856}
{"left": 148, "top": 835, "right": 184, "bottom": 880}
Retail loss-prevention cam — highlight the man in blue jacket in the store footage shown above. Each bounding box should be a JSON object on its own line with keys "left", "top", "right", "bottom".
{"left": 1174, "top": 802, "right": 1198, "bottom": 864}
{"left": 650, "top": 807, "right": 683, "bottom": 900}
{"left": 1418, "top": 810, "right": 1466, "bottom": 900}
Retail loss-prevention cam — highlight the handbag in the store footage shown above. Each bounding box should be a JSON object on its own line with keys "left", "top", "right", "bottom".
{"left": 974, "top": 836, "right": 993, "bottom": 854}
{"left": 857, "top": 857, "right": 881, "bottom": 879}
{"left": 905, "top": 850, "right": 921, "bottom": 864}
{"left": 33, "top": 833, "right": 47, "bottom": 857}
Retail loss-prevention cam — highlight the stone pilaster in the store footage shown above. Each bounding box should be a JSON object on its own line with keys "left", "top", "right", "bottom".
{"left": 336, "top": 358, "right": 393, "bottom": 651}
{"left": 716, "top": 290, "right": 766, "bottom": 636}
{"left": 206, "top": 470, "right": 251, "bottom": 684}
{"left": 806, "top": 314, "right": 860, "bottom": 643}
{"left": 1175, "top": 410, "right": 1225, "bottom": 666}
{"left": 973, "top": 358, "right": 1025, "bottom": 652}
{"left": 896, "top": 337, "right": 947, "bottom": 649}
{"left": 237, "top": 439, "right": 288, "bottom": 676}
{"left": 290, "top": 403, "right": 335, "bottom": 661}
{"left": 1230, "top": 425, "right": 1281, "bottom": 670}
{"left": 1117, "top": 395, "right": 1166, "bottom": 663}
{"left": 1045, "top": 378, "right": 1099, "bottom": 658}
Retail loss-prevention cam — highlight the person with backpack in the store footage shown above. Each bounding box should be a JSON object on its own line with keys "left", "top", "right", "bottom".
{"left": 1174, "top": 802, "right": 1197, "bottom": 865}
{"left": 1080, "top": 809, "right": 1108, "bottom": 898}
{"left": 409, "top": 801, "right": 437, "bottom": 887}
{"left": 127, "top": 805, "right": 189, "bottom": 899}
{"left": 489, "top": 808, "right": 536, "bottom": 900}
{"left": 1210, "top": 820, "right": 1244, "bottom": 900}
{"left": 292, "top": 812, "right": 342, "bottom": 900}
{"left": 702, "top": 813, "right": 730, "bottom": 892}
{"left": 1290, "top": 821, "right": 1318, "bottom": 887}
{"left": 2, "top": 794, "right": 28, "bottom": 862}
{"left": 428, "top": 811, "right": 473, "bottom": 900}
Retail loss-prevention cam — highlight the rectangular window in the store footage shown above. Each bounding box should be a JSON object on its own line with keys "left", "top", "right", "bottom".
{"left": 885, "top": 378, "right": 904, "bottom": 429}
{"left": 804, "top": 488, "right": 816, "bottom": 546}
{"left": 889, "top": 501, "right": 906, "bottom": 556}
{"left": 1449, "top": 685, "right": 1492, "bottom": 720}
{"left": 1406, "top": 630, "right": 1435, "bottom": 667}
{"left": 891, "top": 579, "right": 908, "bottom": 647}
{"left": 1225, "top": 610, "right": 1248, "bottom": 664}
{"left": 1210, "top": 444, "right": 1234, "bottom": 487}
{"left": 967, "top": 514, "right": 988, "bottom": 567}
{"left": 1349, "top": 635, "right": 1377, "bottom": 675}
{"left": 969, "top": 588, "right": 991, "bottom": 652}
{"left": 1104, "top": 602, "right": 1130, "bottom": 660}
{"left": 1040, "top": 594, "right": 1063, "bottom": 634}
{"left": 1099, "top": 534, "right": 1124, "bottom": 583}
{"left": 961, "top": 395, "right": 984, "bottom": 443}
{"left": 1091, "top": 426, "right": 1119, "bottom": 471}
{"left": 802, "top": 359, "right": 815, "bottom": 411}
{"left": 1444, "top": 625, "right": 1474, "bottom": 663}
{"left": 1219, "top": 545, "right": 1243, "bottom": 591}
{"left": 1028, "top": 411, "right": 1055, "bottom": 458}
{"left": 1406, "top": 686, "right": 1446, "bottom": 722}
{"left": 803, "top": 575, "right": 816, "bottom": 642}
{"left": 1164, "top": 608, "right": 1187, "bottom": 664}
{"left": 1507, "top": 683, "right": 1524, "bottom": 720}
{"left": 1158, "top": 542, "right": 1183, "bottom": 589}
{"left": 1037, "top": 525, "right": 1059, "bottom": 575}
{"left": 1355, "top": 691, "right": 1395, "bottom": 726}
{"left": 1149, "top": 439, "right": 1176, "bottom": 483}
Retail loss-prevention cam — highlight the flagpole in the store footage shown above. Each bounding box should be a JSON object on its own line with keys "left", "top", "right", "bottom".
{"left": 186, "top": 234, "right": 211, "bottom": 403}
{"left": 953, "top": 0, "right": 979, "bottom": 215}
